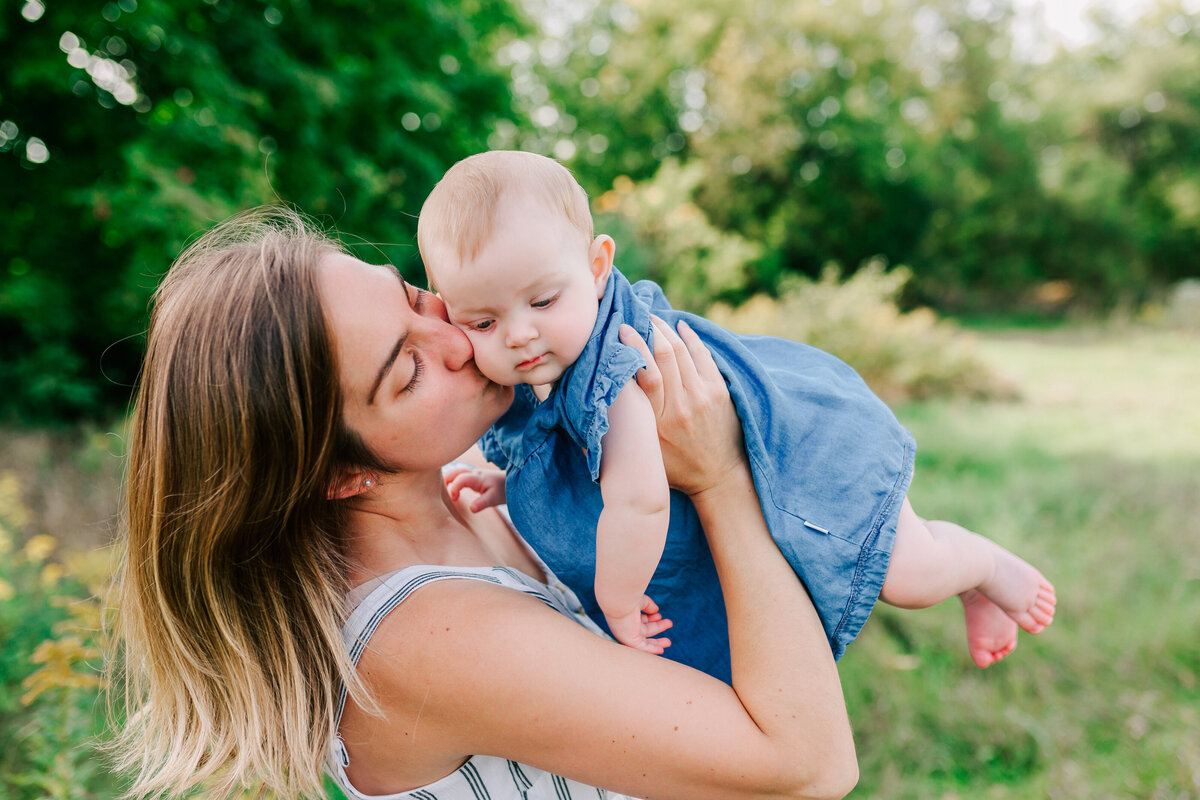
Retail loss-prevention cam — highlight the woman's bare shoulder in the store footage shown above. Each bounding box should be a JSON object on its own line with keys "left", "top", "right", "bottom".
{"left": 355, "top": 575, "right": 563, "bottom": 685}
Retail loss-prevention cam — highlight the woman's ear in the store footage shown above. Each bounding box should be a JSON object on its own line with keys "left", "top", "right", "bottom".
{"left": 589, "top": 234, "right": 616, "bottom": 297}
{"left": 326, "top": 469, "right": 375, "bottom": 500}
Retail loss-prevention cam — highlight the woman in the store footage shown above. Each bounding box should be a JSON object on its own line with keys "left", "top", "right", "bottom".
{"left": 110, "top": 207, "right": 857, "bottom": 800}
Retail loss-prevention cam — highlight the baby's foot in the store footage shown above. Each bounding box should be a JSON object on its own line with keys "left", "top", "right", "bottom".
{"left": 960, "top": 589, "right": 1018, "bottom": 668}
{"left": 979, "top": 544, "right": 1057, "bottom": 635}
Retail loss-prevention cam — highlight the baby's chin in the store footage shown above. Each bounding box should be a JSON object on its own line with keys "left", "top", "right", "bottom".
{"left": 510, "top": 366, "right": 566, "bottom": 392}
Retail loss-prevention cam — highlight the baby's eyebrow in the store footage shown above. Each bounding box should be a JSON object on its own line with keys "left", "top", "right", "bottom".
{"left": 444, "top": 292, "right": 491, "bottom": 318}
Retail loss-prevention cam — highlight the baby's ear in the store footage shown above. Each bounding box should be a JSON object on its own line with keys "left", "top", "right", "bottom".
{"left": 589, "top": 234, "right": 616, "bottom": 296}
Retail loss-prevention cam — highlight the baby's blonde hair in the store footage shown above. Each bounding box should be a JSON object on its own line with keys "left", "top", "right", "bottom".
{"left": 417, "top": 150, "right": 593, "bottom": 285}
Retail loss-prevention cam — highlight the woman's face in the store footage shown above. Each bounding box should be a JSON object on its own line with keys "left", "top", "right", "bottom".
{"left": 319, "top": 252, "right": 514, "bottom": 472}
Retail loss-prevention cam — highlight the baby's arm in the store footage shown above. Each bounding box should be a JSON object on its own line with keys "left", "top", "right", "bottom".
{"left": 595, "top": 381, "right": 672, "bottom": 654}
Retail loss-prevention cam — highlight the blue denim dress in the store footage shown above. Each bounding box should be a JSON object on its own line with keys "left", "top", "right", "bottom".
{"left": 481, "top": 268, "right": 915, "bottom": 680}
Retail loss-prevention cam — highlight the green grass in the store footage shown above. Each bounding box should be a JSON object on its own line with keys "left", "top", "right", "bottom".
{"left": 841, "top": 326, "right": 1200, "bottom": 799}
{"left": 2, "top": 325, "right": 1196, "bottom": 798}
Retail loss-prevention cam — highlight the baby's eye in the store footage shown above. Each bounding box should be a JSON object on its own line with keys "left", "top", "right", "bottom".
{"left": 471, "top": 319, "right": 495, "bottom": 332}
{"left": 531, "top": 293, "right": 559, "bottom": 309}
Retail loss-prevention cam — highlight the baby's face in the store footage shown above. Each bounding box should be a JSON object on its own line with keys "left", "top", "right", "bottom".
{"left": 431, "top": 195, "right": 606, "bottom": 390}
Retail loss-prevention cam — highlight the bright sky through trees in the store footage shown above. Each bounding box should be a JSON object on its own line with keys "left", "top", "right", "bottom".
{"left": 1012, "top": 0, "right": 1178, "bottom": 57}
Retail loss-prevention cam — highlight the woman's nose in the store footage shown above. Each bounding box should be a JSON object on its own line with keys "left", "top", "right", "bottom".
{"left": 424, "top": 315, "right": 474, "bottom": 371}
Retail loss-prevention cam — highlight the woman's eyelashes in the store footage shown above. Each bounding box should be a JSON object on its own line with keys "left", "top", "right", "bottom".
{"left": 404, "top": 352, "right": 424, "bottom": 393}
{"left": 402, "top": 279, "right": 429, "bottom": 312}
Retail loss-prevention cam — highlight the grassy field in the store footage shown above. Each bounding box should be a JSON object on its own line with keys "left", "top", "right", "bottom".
{"left": 1, "top": 324, "right": 1196, "bottom": 798}
{"left": 841, "top": 326, "right": 1200, "bottom": 799}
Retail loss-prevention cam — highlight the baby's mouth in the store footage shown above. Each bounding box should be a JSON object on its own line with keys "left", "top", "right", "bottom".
{"left": 516, "top": 354, "right": 546, "bottom": 370}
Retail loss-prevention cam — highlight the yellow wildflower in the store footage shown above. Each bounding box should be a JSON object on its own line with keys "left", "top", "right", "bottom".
{"left": 23, "top": 533, "right": 56, "bottom": 563}
{"left": 21, "top": 635, "right": 103, "bottom": 706}
{"left": 40, "top": 562, "right": 65, "bottom": 588}
{"left": 0, "top": 470, "right": 30, "bottom": 529}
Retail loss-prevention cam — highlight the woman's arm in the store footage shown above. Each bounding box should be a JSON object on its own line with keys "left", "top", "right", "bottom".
{"left": 594, "top": 381, "right": 672, "bottom": 653}
{"left": 349, "top": 319, "right": 857, "bottom": 800}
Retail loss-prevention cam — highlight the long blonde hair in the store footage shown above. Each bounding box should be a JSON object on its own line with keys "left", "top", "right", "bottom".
{"left": 109, "top": 207, "right": 380, "bottom": 799}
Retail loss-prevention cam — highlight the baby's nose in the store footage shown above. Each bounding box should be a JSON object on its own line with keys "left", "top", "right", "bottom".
{"left": 506, "top": 322, "right": 537, "bottom": 347}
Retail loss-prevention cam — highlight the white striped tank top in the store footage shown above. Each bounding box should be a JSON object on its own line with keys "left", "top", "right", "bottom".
{"left": 328, "top": 558, "right": 636, "bottom": 800}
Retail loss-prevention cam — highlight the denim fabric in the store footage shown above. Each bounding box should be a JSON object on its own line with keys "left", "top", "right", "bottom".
{"left": 480, "top": 268, "right": 915, "bottom": 679}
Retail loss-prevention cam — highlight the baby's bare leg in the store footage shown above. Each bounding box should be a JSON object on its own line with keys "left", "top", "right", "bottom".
{"left": 880, "top": 499, "right": 1056, "bottom": 665}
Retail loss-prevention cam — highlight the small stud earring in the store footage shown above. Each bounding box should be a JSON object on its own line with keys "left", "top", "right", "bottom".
{"left": 363, "top": 479, "right": 373, "bottom": 488}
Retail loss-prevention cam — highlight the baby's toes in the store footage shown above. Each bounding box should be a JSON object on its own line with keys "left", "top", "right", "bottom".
{"left": 1011, "top": 608, "right": 1046, "bottom": 635}
{"left": 1030, "top": 584, "right": 1057, "bottom": 627}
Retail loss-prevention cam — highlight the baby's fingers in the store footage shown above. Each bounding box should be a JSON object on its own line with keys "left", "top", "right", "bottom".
{"left": 445, "top": 471, "right": 480, "bottom": 500}
{"left": 642, "top": 634, "right": 671, "bottom": 653}
{"left": 443, "top": 465, "right": 471, "bottom": 484}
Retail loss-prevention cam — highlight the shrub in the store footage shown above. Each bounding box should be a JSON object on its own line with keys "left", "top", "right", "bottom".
{"left": 594, "top": 159, "right": 764, "bottom": 310}
{"left": 707, "top": 260, "right": 1012, "bottom": 404}
{"left": 0, "top": 470, "right": 121, "bottom": 799}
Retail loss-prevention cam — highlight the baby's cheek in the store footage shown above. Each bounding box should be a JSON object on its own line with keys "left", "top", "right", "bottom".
{"left": 470, "top": 338, "right": 508, "bottom": 381}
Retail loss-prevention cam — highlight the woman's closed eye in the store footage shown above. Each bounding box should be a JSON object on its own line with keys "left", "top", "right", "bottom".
{"left": 403, "top": 280, "right": 428, "bottom": 312}
{"left": 404, "top": 352, "right": 424, "bottom": 393}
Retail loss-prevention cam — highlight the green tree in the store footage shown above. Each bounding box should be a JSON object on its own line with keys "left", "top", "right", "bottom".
{"left": 0, "top": 0, "right": 525, "bottom": 422}
{"left": 518, "top": 0, "right": 1200, "bottom": 312}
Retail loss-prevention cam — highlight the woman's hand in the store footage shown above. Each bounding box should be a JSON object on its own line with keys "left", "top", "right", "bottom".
{"left": 618, "top": 317, "right": 745, "bottom": 498}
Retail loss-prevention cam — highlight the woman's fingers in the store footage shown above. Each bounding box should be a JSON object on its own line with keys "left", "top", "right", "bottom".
{"left": 675, "top": 320, "right": 724, "bottom": 389}
{"left": 618, "top": 324, "right": 664, "bottom": 417}
{"left": 649, "top": 315, "right": 701, "bottom": 392}
{"left": 645, "top": 317, "right": 685, "bottom": 405}
{"left": 622, "top": 318, "right": 709, "bottom": 417}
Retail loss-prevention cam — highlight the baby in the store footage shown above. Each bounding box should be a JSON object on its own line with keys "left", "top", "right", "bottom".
{"left": 418, "top": 150, "right": 1055, "bottom": 671}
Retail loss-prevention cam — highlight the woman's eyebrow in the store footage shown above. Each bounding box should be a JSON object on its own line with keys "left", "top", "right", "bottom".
{"left": 367, "top": 331, "right": 408, "bottom": 406}
{"left": 366, "top": 271, "right": 413, "bottom": 405}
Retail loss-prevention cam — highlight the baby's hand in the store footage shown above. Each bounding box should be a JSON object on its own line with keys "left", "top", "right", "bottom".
{"left": 604, "top": 595, "right": 673, "bottom": 655}
{"left": 444, "top": 466, "right": 507, "bottom": 512}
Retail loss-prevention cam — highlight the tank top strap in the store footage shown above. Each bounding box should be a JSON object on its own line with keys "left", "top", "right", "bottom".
{"left": 330, "top": 563, "right": 625, "bottom": 799}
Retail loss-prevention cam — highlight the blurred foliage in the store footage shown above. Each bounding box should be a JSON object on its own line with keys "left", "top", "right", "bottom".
{"left": 0, "top": 470, "right": 120, "bottom": 799}
{"left": 3, "top": 0, "right": 1200, "bottom": 424}
{"left": 0, "top": 0, "right": 525, "bottom": 421}
{"left": 594, "top": 158, "right": 764, "bottom": 309}
{"left": 513, "top": 0, "right": 1200, "bottom": 308}
{"left": 708, "top": 260, "right": 1011, "bottom": 404}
